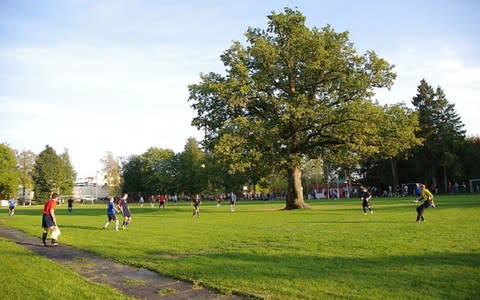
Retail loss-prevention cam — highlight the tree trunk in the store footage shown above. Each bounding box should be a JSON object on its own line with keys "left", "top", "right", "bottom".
{"left": 285, "top": 165, "right": 309, "bottom": 209}
{"left": 390, "top": 159, "right": 399, "bottom": 188}
{"left": 443, "top": 165, "right": 448, "bottom": 194}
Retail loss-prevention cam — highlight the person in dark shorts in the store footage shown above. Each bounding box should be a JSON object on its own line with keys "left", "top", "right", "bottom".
{"left": 41, "top": 193, "right": 59, "bottom": 246}
{"left": 360, "top": 186, "right": 373, "bottom": 215}
{"left": 416, "top": 184, "right": 436, "bottom": 222}
{"left": 229, "top": 192, "right": 236, "bottom": 212}
{"left": 103, "top": 196, "right": 119, "bottom": 231}
{"left": 67, "top": 197, "right": 74, "bottom": 214}
{"left": 116, "top": 192, "right": 131, "bottom": 230}
{"left": 8, "top": 198, "right": 16, "bottom": 216}
{"left": 192, "top": 194, "right": 201, "bottom": 217}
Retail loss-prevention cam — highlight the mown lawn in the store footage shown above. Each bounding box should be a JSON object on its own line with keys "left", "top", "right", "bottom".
{"left": 2, "top": 194, "right": 479, "bottom": 299}
{"left": 0, "top": 237, "right": 131, "bottom": 300}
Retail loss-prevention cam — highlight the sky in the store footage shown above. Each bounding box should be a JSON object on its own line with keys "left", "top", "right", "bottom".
{"left": 1, "top": 0, "right": 479, "bottom": 178}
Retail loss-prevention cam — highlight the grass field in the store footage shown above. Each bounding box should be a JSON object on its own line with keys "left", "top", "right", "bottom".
{"left": 0, "top": 237, "right": 131, "bottom": 300}
{"left": 1, "top": 195, "right": 479, "bottom": 299}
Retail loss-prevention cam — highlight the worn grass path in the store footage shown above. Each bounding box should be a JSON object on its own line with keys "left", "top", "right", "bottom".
{"left": 0, "top": 224, "right": 243, "bottom": 300}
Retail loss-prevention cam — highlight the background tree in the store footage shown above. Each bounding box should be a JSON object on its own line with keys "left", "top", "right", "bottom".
{"left": 411, "top": 79, "right": 466, "bottom": 191}
{"left": 0, "top": 144, "right": 20, "bottom": 199}
{"left": 362, "top": 103, "right": 422, "bottom": 188}
{"left": 460, "top": 136, "right": 480, "bottom": 183}
{"left": 59, "top": 149, "right": 76, "bottom": 197}
{"left": 189, "top": 8, "right": 396, "bottom": 209}
{"left": 177, "top": 138, "right": 207, "bottom": 195}
{"left": 101, "top": 152, "right": 122, "bottom": 196}
{"left": 16, "top": 149, "right": 36, "bottom": 199}
{"left": 32, "top": 145, "right": 66, "bottom": 202}
{"left": 141, "top": 147, "right": 176, "bottom": 194}
{"left": 122, "top": 154, "right": 144, "bottom": 196}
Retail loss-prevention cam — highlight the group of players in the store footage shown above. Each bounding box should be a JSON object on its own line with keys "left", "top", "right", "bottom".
{"left": 39, "top": 192, "right": 131, "bottom": 246}
{"left": 102, "top": 192, "right": 131, "bottom": 231}
{"left": 360, "top": 183, "right": 436, "bottom": 222}
{"left": 38, "top": 184, "right": 435, "bottom": 246}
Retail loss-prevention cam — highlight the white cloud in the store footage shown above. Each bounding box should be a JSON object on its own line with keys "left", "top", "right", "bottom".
{"left": 375, "top": 42, "right": 480, "bottom": 137}
{"left": 0, "top": 44, "right": 213, "bottom": 177}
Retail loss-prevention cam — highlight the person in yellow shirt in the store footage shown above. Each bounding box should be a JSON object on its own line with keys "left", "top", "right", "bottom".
{"left": 416, "top": 184, "right": 436, "bottom": 222}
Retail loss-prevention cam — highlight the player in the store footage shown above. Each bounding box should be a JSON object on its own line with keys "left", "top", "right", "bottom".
{"left": 103, "top": 196, "right": 119, "bottom": 231}
{"left": 360, "top": 186, "right": 373, "bottom": 215}
{"left": 8, "top": 198, "right": 16, "bottom": 216}
{"left": 413, "top": 183, "right": 421, "bottom": 203}
{"left": 192, "top": 194, "right": 201, "bottom": 217}
{"left": 159, "top": 194, "right": 166, "bottom": 209}
{"left": 67, "top": 197, "right": 74, "bottom": 214}
{"left": 41, "top": 193, "right": 59, "bottom": 246}
{"left": 229, "top": 192, "right": 236, "bottom": 212}
{"left": 117, "top": 192, "right": 131, "bottom": 230}
{"left": 217, "top": 193, "right": 225, "bottom": 208}
{"left": 416, "top": 184, "right": 436, "bottom": 222}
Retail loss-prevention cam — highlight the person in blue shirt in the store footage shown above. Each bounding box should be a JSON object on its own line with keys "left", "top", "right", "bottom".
{"left": 8, "top": 198, "right": 16, "bottom": 216}
{"left": 103, "top": 196, "right": 119, "bottom": 231}
{"left": 414, "top": 183, "right": 421, "bottom": 203}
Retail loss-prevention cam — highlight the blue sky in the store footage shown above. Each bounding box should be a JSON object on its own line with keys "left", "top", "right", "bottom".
{"left": 1, "top": 0, "right": 479, "bottom": 178}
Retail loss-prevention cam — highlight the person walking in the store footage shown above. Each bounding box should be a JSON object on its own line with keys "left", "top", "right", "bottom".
{"left": 117, "top": 192, "right": 132, "bottom": 230}
{"left": 41, "top": 193, "right": 59, "bottom": 246}
{"left": 103, "top": 196, "right": 119, "bottom": 231}
{"left": 416, "top": 184, "right": 436, "bottom": 222}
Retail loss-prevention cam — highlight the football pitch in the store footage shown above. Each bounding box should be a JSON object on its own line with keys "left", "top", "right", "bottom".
{"left": 1, "top": 195, "right": 479, "bottom": 299}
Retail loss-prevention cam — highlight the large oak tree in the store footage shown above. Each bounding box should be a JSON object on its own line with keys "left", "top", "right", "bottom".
{"left": 189, "top": 8, "right": 396, "bottom": 209}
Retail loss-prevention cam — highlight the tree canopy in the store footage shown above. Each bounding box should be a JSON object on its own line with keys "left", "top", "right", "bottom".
{"left": 32, "top": 145, "right": 76, "bottom": 203}
{"left": 16, "top": 149, "right": 36, "bottom": 198}
{"left": 189, "top": 8, "right": 398, "bottom": 209}
{"left": 0, "top": 144, "right": 20, "bottom": 199}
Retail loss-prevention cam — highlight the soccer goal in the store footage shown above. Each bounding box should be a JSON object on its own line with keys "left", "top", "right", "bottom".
{"left": 469, "top": 179, "right": 480, "bottom": 193}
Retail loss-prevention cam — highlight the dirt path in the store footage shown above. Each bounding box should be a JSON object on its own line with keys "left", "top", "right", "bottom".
{"left": 0, "top": 224, "right": 244, "bottom": 300}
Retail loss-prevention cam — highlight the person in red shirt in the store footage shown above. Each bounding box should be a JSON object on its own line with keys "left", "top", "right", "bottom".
{"left": 41, "top": 193, "right": 59, "bottom": 246}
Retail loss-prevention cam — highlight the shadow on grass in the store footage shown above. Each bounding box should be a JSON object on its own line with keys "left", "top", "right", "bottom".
{"left": 59, "top": 224, "right": 101, "bottom": 230}
{"left": 160, "top": 250, "right": 480, "bottom": 299}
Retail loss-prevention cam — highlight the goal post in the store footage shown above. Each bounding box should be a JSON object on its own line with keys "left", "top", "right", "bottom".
{"left": 469, "top": 179, "right": 480, "bottom": 193}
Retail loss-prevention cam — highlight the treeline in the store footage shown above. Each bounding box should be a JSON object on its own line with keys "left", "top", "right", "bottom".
{"left": 1, "top": 79, "right": 479, "bottom": 203}
{"left": 362, "top": 79, "right": 480, "bottom": 193}
{"left": 0, "top": 145, "right": 75, "bottom": 203}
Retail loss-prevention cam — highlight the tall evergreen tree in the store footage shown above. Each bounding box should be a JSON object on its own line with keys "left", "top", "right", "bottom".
{"left": 411, "top": 79, "right": 465, "bottom": 190}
